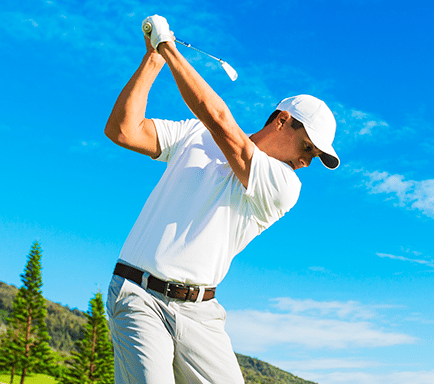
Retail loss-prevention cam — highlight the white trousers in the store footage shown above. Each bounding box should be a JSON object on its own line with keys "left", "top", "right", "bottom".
{"left": 106, "top": 274, "right": 244, "bottom": 384}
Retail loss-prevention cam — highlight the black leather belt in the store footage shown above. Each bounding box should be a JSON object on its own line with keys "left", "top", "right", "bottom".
{"left": 113, "top": 262, "right": 216, "bottom": 302}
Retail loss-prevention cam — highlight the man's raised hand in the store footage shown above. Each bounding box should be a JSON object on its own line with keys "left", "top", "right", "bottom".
{"left": 142, "top": 15, "right": 174, "bottom": 52}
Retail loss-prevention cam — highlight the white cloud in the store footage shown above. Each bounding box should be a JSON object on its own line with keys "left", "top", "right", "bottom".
{"left": 271, "top": 297, "right": 376, "bottom": 320}
{"left": 404, "top": 312, "right": 434, "bottom": 324}
{"left": 376, "top": 253, "right": 434, "bottom": 268}
{"left": 272, "top": 357, "right": 381, "bottom": 370}
{"left": 361, "top": 170, "right": 434, "bottom": 218}
{"left": 332, "top": 103, "right": 389, "bottom": 143}
{"left": 226, "top": 303, "right": 416, "bottom": 353}
{"left": 295, "top": 369, "right": 434, "bottom": 384}
{"left": 399, "top": 247, "right": 423, "bottom": 257}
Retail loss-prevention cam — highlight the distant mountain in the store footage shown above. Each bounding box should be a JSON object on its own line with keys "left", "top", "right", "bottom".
{"left": 0, "top": 281, "right": 316, "bottom": 383}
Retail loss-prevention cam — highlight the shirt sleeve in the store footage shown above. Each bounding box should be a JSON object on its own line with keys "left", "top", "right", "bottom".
{"left": 245, "top": 145, "right": 302, "bottom": 229}
{"left": 152, "top": 118, "right": 196, "bottom": 163}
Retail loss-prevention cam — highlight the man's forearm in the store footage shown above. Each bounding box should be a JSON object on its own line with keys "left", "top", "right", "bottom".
{"left": 105, "top": 51, "right": 165, "bottom": 140}
{"left": 158, "top": 42, "right": 234, "bottom": 132}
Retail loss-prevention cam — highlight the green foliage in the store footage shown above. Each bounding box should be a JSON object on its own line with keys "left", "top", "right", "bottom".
{"left": 0, "top": 327, "right": 21, "bottom": 382}
{"left": 45, "top": 301, "right": 87, "bottom": 353}
{"left": 1, "top": 282, "right": 87, "bottom": 356}
{"left": 0, "top": 241, "right": 55, "bottom": 383}
{"left": 0, "top": 282, "right": 18, "bottom": 326}
{"left": 60, "top": 292, "right": 114, "bottom": 384}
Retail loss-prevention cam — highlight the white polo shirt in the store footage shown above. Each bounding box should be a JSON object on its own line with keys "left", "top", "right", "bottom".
{"left": 118, "top": 119, "right": 301, "bottom": 286}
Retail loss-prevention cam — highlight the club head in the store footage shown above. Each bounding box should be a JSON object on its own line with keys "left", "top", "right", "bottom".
{"left": 220, "top": 61, "right": 238, "bottom": 81}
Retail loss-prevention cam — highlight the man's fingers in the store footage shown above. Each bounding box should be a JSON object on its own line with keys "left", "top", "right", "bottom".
{"left": 142, "top": 15, "right": 173, "bottom": 52}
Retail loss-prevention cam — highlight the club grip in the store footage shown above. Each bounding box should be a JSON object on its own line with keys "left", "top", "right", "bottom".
{"left": 142, "top": 22, "right": 152, "bottom": 34}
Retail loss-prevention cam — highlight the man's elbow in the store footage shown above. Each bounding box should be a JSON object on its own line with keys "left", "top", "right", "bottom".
{"left": 105, "top": 120, "right": 122, "bottom": 143}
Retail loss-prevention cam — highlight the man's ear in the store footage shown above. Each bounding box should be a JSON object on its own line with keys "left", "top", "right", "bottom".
{"left": 276, "top": 110, "right": 291, "bottom": 131}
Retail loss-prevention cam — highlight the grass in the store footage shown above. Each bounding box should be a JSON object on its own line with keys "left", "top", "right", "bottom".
{"left": 0, "top": 373, "right": 58, "bottom": 384}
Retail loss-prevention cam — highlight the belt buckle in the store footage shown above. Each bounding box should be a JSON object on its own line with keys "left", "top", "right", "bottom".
{"left": 164, "top": 282, "right": 195, "bottom": 301}
{"left": 163, "top": 282, "right": 183, "bottom": 297}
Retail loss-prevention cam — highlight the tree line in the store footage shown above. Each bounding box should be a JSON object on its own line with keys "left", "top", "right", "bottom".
{"left": 0, "top": 241, "right": 114, "bottom": 384}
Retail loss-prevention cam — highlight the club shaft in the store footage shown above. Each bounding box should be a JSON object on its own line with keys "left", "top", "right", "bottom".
{"left": 175, "top": 39, "right": 223, "bottom": 63}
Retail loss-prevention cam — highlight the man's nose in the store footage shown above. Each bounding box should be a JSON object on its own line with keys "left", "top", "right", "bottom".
{"left": 299, "top": 155, "right": 312, "bottom": 168}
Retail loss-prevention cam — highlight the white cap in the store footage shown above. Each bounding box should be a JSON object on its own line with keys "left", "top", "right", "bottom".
{"left": 276, "top": 95, "right": 340, "bottom": 169}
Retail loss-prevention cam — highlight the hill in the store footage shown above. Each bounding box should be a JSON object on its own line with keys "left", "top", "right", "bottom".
{"left": 236, "top": 354, "right": 316, "bottom": 384}
{"left": 0, "top": 280, "right": 316, "bottom": 383}
{"left": 0, "top": 281, "right": 86, "bottom": 353}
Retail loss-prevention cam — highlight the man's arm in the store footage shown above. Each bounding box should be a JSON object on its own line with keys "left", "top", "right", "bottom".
{"left": 104, "top": 38, "right": 165, "bottom": 158}
{"left": 158, "top": 41, "right": 255, "bottom": 188}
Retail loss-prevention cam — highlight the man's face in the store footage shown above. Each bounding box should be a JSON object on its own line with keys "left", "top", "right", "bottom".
{"left": 278, "top": 117, "right": 323, "bottom": 170}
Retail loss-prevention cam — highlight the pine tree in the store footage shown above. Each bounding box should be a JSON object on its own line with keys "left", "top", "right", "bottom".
{"left": 0, "top": 328, "right": 21, "bottom": 383}
{"left": 4, "top": 241, "right": 54, "bottom": 384}
{"left": 60, "top": 292, "right": 114, "bottom": 384}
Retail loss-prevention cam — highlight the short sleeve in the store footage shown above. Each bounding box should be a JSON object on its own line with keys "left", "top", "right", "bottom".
{"left": 245, "top": 146, "right": 301, "bottom": 228}
{"left": 152, "top": 119, "right": 196, "bottom": 163}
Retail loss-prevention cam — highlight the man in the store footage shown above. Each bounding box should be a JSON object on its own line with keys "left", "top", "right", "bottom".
{"left": 105, "top": 15, "right": 339, "bottom": 384}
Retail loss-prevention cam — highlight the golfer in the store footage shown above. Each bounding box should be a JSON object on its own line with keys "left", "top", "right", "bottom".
{"left": 105, "top": 15, "right": 339, "bottom": 384}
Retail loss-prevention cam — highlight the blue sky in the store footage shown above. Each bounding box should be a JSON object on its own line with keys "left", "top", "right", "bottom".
{"left": 1, "top": 0, "right": 433, "bottom": 383}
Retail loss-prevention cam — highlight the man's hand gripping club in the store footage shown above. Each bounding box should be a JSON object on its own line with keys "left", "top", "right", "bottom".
{"left": 142, "top": 15, "right": 175, "bottom": 52}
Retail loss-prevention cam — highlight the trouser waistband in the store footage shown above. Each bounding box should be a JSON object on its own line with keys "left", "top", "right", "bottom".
{"left": 113, "top": 262, "right": 216, "bottom": 302}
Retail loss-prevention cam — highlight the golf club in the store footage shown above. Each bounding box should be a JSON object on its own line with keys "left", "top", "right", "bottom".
{"left": 142, "top": 22, "right": 238, "bottom": 81}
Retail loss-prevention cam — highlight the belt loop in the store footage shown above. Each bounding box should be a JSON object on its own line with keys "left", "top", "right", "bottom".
{"left": 163, "top": 281, "right": 171, "bottom": 296}
{"left": 141, "top": 271, "right": 150, "bottom": 290}
{"left": 185, "top": 286, "right": 194, "bottom": 301}
{"left": 195, "top": 286, "right": 205, "bottom": 303}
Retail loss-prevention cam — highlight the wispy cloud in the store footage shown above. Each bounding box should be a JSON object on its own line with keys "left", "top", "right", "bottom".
{"left": 0, "top": 0, "right": 232, "bottom": 86}
{"left": 69, "top": 140, "right": 100, "bottom": 152}
{"left": 331, "top": 103, "right": 389, "bottom": 150}
{"left": 226, "top": 298, "right": 416, "bottom": 353}
{"left": 329, "top": 103, "right": 431, "bottom": 169}
{"left": 421, "top": 141, "right": 434, "bottom": 154}
{"left": 404, "top": 312, "right": 434, "bottom": 324}
{"left": 271, "top": 297, "right": 377, "bottom": 320}
{"left": 376, "top": 253, "right": 434, "bottom": 268}
{"left": 68, "top": 140, "right": 119, "bottom": 161}
{"left": 335, "top": 105, "right": 389, "bottom": 137}
{"left": 227, "top": 310, "right": 415, "bottom": 352}
{"left": 294, "top": 369, "right": 434, "bottom": 384}
{"left": 272, "top": 357, "right": 381, "bottom": 371}
{"left": 360, "top": 170, "right": 434, "bottom": 218}
{"left": 308, "top": 266, "right": 330, "bottom": 273}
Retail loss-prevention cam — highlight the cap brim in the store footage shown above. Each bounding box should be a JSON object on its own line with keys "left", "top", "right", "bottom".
{"left": 304, "top": 127, "right": 340, "bottom": 170}
{"left": 320, "top": 152, "right": 340, "bottom": 169}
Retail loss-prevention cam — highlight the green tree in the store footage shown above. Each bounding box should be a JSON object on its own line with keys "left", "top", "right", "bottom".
{"left": 0, "top": 328, "right": 21, "bottom": 382}
{"left": 3, "top": 241, "right": 54, "bottom": 384}
{"left": 60, "top": 292, "right": 114, "bottom": 384}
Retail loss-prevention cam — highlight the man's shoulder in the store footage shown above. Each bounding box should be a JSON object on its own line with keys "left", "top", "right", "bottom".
{"left": 247, "top": 145, "right": 302, "bottom": 211}
{"left": 151, "top": 118, "right": 210, "bottom": 162}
